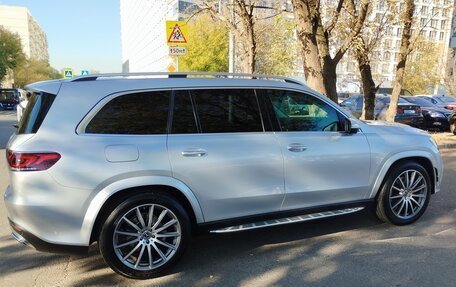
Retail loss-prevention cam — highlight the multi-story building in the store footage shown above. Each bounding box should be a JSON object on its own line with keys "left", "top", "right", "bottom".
{"left": 336, "top": 0, "right": 454, "bottom": 94}
{"left": 120, "top": 0, "right": 195, "bottom": 73}
{"left": 0, "top": 5, "right": 49, "bottom": 62}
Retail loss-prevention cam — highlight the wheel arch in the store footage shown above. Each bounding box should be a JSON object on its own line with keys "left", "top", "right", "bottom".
{"left": 370, "top": 152, "right": 437, "bottom": 200}
{"left": 80, "top": 176, "right": 205, "bottom": 245}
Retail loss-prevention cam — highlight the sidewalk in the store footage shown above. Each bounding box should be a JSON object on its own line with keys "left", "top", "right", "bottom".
{"left": 431, "top": 132, "right": 456, "bottom": 149}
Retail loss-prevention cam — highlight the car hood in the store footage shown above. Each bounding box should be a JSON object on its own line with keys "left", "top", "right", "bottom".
{"left": 361, "top": 120, "right": 428, "bottom": 136}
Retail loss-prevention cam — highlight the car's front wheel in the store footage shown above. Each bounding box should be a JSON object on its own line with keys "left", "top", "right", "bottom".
{"left": 376, "top": 161, "right": 431, "bottom": 225}
{"left": 98, "top": 192, "right": 191, "bottom": 279}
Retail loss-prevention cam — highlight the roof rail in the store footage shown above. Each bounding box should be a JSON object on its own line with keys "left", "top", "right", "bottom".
{"left": 70, "top": 72, "right": 304, "bottom": 86}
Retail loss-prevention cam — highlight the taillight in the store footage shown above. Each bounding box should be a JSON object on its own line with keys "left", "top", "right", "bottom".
{"left": 6, "top": 149, "right": 61, "bottom": 171}
{"left": 397, "top": 107, "right": 404, "bottom": 114}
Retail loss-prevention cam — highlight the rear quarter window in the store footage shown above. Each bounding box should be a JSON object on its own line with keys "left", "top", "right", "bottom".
{"left": 85, "top": 91, "right": 170, "bottom": 134}
{"left": 17, "top": 92, "right": 56, "bottom": 134}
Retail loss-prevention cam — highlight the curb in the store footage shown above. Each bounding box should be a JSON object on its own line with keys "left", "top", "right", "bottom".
{"left": 438, "top": 143, "right": 456, "bottom": 150}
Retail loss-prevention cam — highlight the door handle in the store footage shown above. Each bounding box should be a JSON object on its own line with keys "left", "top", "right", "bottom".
{"left": 287, "top": 143, "right": 307, "bottom": 152}
{"left": 181, "top": 148, "right": 207, "bottom": 157}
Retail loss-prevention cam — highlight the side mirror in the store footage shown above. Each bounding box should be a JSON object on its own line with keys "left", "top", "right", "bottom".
{"left": 344, "top": 118, "right": 360, "bottom": 134}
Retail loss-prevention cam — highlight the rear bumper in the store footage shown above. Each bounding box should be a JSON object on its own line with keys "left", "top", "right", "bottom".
{"left": 8, "top": 218, "right": 88, "bottom": 254}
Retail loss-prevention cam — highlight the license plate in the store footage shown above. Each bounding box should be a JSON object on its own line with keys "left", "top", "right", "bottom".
{"left": 404, "top": 110, "right": 416, "bottom": 114}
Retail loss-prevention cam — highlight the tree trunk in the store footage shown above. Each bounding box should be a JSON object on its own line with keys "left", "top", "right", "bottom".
{"left": 322, "top": 58, "right": 338, "bottom": 103}
{"left": 386, "top": 0, "right": 415, "bottom": 122}
{"left": 355, "top": 41, "right": 376, "bottom": 120}
{"left": 292, "top": 0, "right": 327, "bottom": 95}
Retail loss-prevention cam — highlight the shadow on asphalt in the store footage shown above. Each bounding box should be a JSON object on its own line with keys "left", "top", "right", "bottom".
{"left": 29, "top": 211, "right": 386, "bottom": 286}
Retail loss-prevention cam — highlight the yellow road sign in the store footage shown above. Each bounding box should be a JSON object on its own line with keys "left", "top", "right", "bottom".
{"left": 167, "top": 63, "right": 177, "bottom": 72}
{"left": 166, "top": 21, "right": 188, "bottom": 47}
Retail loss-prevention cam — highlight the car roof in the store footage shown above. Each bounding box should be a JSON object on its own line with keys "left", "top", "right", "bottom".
{"left": 25, "top": 72, "right": 310, "bottom": 96}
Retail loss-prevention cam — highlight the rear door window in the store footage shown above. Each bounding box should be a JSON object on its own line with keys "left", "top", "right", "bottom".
{"left": 18, "top": 92, "right": 56, "bottom": 134}
{"left": 171, "top": 90, "right": 198, "bottom": 134}
{"left": 190, "top": 89, "right": 264, "bottom": 133}
{"left": 85, "top": 91, "right": 170, "bottom": 134}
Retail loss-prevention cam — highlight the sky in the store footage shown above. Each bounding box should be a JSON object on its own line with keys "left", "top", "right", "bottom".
{"left": 0, "top": 0, "right": 121, "bottom": 74}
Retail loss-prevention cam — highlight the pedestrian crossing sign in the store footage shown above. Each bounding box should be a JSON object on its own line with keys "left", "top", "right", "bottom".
{"left": 63, "top": 68, "right": 73, "bottom": 78}
{"left": 81, "top": 70, "right": 89, "bottom": 76}
{"left": 166, "top": 21, "right": 188, "bottom": 47}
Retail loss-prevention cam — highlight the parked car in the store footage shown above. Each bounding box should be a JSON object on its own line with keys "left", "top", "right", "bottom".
{"left": 341, "top": 95, "right": 424, "bottom": 128}
{"left": 418, "top": 95, "right": 456, "bottom": 111}
{"left": 5, "top": 73, "right": 443, "bottom": 279}
{"left": 402, "top": 96, "right": 453, "bottom": 131}
{"left": 377, "top": 87, "right": 414, "bottom": 97}
{"left": 337, "top": 92, "right": 360, "bottom": 104}
{"left": 0, "top": 88, "right": 22, "bottom": 110}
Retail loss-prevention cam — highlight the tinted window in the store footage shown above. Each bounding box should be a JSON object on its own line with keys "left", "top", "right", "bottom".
{"left": 18, "top": 92, "right": 56, "bottom": 134}
{"left": 172, "top": 90, "right": 198, "bottom": 134}
{"left": 191, "top": 89, "right": 263, "bottom": 133}
{"left": 86, "top": 91, "right": 169, "bottom": 134}
{"left": 262, "top": 89, "right": 341, "bottom": 132}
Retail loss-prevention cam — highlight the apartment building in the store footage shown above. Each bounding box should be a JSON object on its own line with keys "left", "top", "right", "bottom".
{"left": 0, "top": 5, "right": 49, "bottom": 62}
{"left": 336, "top": 0, "right": 454, "bottom": 93}
{"left": 120, "top": 0, "right": 196, "bottom": 72}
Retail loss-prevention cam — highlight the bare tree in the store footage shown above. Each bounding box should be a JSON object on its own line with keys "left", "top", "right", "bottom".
{"left": 386, "top": 0, "right": 415, "bottom": 122}
{"left": 196, "top": 0, "right": 285, "bottom": 73}
{"left": 292, "top": 0, "right": 370, "bottom": 102}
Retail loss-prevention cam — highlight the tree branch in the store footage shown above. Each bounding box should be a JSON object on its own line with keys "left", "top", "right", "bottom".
{"left": 325, "top": 0, "right": 345, "bottom": 36}
{"left": 333, "top": 0, "right": 370, "bottom": 64}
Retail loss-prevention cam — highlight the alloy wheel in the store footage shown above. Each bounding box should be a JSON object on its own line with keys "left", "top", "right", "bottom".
{"left": 112, "top": 204, "right": 181, "bottom": 271}
{"left": 388, "top": 169, "right": 428, "bottom": 220}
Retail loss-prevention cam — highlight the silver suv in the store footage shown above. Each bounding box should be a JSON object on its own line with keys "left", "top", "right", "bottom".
{"left": 4, "top": 73, "right": 443, "bottom": 279}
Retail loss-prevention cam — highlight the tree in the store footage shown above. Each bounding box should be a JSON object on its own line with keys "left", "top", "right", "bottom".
{"left": 403, "top": 41, "right": 443, "bottom": 95}
{"left": 386, "top": 0, "right": 415, "bottom": 122}
{"left": 13, "top": 59, "right": 61, "bottom": 88}
{"left": 179, "top": 13, "right": 229, "bottom": 72}
{"left": 255, "top": 14, "right": 298, "bottom": 76}
{"left": 347, "top": 0, "right": 398, "bottom": 120}
{"left": 291, "top": 0, "right": 370, "bottom": 102}
{"left": 197, "top": 0, "right": 285, "bottom": 74}
{"left": 0, "top": 27, "right": 25, "bottom": 82}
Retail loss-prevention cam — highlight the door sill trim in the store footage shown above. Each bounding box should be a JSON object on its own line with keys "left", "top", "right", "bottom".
{"left": 209, "top": 207, "right": 365, "bottom": 233}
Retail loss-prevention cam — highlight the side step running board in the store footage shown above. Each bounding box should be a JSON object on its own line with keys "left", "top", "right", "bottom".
{"left": 210, "top": 207, "right": 365, "bottom": 233}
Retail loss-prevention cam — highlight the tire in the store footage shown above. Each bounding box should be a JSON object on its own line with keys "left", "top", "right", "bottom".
{"left": 376, "top": 161, "right": 431, "bottom": 225}
{"left": 98, "top": 192, "right": 191, "bottom": 279}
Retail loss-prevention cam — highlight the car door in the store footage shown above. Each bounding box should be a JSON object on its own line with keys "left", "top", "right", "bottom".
{"left": 167, "top": 88, "right": 285, "bottom": 222}
{"left": 257, "top": 88, "right": 371, "bottom": 211}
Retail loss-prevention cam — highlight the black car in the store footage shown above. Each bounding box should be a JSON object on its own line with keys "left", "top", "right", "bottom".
{"left": 0, "top": 89, "right": 22, "bottom": 110}
{"left": 402, "top": 96, "right": 452, "bottom": 131}
{"left": 341, "top": 95, "right": 424, "bottom": 128}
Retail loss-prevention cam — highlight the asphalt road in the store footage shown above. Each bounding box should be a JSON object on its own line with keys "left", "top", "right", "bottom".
{"left": 0, "top": 110, "right": 456, "bottom": 286}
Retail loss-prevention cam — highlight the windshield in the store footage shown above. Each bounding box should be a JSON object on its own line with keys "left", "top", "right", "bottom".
{"left": 438, "top": 96, "right": 456, "bottom": 103}
{"left": 0, "top": 90, "right": 18, "bottom": 101}
{"left": 377, "top": 88, "right": 413, "bottom": 96}
{"left": 402, "top": 97, "right": 435, "bottom": 107}
{"left": 377, "top": 97, "right": 408, "bottom": 104}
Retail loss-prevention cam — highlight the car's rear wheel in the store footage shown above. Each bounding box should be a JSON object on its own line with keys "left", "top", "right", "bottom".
{"left": 98, "top": 192, "right": 190, "bottom": 279}
{"left": 376, "top": 161, "right": 431, "bottom": 225}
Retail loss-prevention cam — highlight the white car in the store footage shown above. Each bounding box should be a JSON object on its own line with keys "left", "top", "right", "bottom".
{"left": 4, "top": 73, "right": 444, "bottom": 279}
